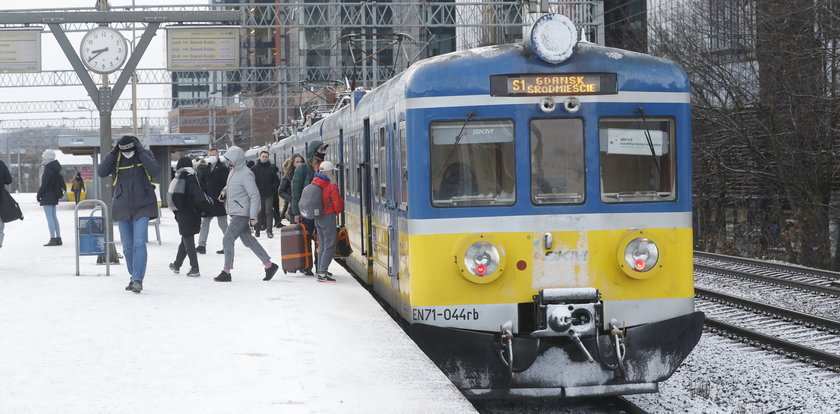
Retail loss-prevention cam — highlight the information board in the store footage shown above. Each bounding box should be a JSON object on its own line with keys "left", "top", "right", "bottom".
{"left": 0, "top": 28, "right": 41, "bottom": 73}
{"left": 166, "top": 26, "right": 239, "bottom": 71}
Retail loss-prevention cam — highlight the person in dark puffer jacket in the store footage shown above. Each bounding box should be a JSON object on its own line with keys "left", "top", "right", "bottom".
{"left": 97, "top": 135, "right": 161, "bottom": 294}
{"left": 167, "top": 157, "right": 202, "bottom": 277}
{"left": 36, "top": 149, "right": 64, "bottom": 246}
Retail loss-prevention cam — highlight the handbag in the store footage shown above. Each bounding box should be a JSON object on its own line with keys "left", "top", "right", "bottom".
{"left": 0, "top": 186, "right": 24, "bottom": 223}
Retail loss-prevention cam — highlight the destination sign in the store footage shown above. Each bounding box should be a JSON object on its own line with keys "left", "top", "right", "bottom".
{"left": 166, "top": 26, "right": 240, "bottom": 71}
{"left": 0, "top": 28, "right": 41, "bottom": 73}
{"left": 490, "top": 73, "right": 617, "bottom": 96}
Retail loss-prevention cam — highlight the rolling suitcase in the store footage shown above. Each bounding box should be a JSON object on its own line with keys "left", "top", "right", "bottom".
{"left": 280, "top": 223, "right": 312, "bottom": 273}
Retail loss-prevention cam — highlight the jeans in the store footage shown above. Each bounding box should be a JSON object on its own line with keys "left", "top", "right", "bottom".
{"left": 257, "top": 196, "right": 274, "bottom": 232}
{"left": 73, "top": 189, "right": 82, "bottom": 204}
{"left": 43, "top": 204, "right": 60, "bottom": 238}
{"left": 314, "top": 213, "right": 337, "bottom": 274}
{"left": 117, "top": 217, "right": 150, "bottom": 282}
{"left": 198, "top": 215, "right": 228, "bottom": 247}
{"left": 175, "top": 235, "right": 198, "bottom": 270}
{"left": 222, "top": 215, "right": 270, "bottom": 271}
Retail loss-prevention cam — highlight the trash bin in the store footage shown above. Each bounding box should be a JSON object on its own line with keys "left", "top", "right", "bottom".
{"left": 78, "top": 216, "right": 105, "bottom": 256}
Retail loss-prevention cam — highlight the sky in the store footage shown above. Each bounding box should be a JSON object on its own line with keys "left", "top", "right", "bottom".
{"left": 0, "top": 1, "right": 211, "bottom": 129}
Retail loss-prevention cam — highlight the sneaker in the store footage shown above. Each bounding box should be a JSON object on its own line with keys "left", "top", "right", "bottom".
{"left": 317, "top": 274, "right": 336, "bottom": 283}
{"left": 214, "top": 271, "right": 232, "bottom": 282}
{"left": 267, "top": 232, "right": 274, "bottom": 239}
{"left": 216, "top": 249, "right": 224, "bottom": 254}
{"left": 302, "top": 269, "right": 314, "bottom": 276}
{"left": 169, "top": 263, "right": 180, "bottom": 274}
{"left": 196, "top": 246, "right": 207, "bottom": 254}
{"left": 186, "top": 268, "right": 200, "bottom": 277}
{"left": 263, "top": 263, "right": 279, "bottom": 281}
{"left": 130, "top": 280, "right": 143, "bottom": 293}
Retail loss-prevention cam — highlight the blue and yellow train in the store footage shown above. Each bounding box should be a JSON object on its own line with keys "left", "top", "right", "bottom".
{"left": 269, "top": 14, "right": 703, "bottom": 398}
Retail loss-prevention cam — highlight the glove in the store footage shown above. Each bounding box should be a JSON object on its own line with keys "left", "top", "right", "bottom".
{"left": 132, "top": 136, "right": 144, "bottom": 153}
{"left": 111, "top": 143, "right": 120, "bottom": 155}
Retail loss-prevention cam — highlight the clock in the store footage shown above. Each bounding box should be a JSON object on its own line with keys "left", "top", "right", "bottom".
{"left": 79, "top": 27, "right": 128, "bottom": 74}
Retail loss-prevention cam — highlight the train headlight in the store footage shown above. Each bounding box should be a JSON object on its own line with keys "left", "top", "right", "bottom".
{"left": 525, "top": 14, "right": 578, "bottom": 64}
{"left": 453, "top": 234, "right": 507, "bottom": 284}
{"left": 624, "top": 238, "right": 658, "bottom": 272}
{"left": 616, "top": 230, "right": 664, "bottom": 280}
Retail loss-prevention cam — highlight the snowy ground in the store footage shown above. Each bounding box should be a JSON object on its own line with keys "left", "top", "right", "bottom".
{"left": 0, "top": 195, "right": 476, "bottom": 413}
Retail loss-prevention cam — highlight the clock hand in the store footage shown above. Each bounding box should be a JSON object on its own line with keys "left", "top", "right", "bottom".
{"left": 87, "top": 47, "right": 109, "bottom": 62}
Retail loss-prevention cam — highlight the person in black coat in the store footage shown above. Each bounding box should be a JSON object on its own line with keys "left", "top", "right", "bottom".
{"left": 36, "top": 149, "right": 64, "bottom": 246}
{"left": 197, "top": 148, "right": 229, "bottom": 254}
{"left": 168, "top": 157, "right": 202, "bottom": 276}
{"left": 251, "top": 150, "right": 281, "bottom": 238}
{"left": 0, "top": 159, "right": 12, "bottom": 248}
{"left": 97, "top": 135, "right": 161, "bottom": 294}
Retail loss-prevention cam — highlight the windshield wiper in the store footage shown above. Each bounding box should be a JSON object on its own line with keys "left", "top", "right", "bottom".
{"left": 434, "top": 110, "right": 476, "bottom": 179}
{"left": 634, "top": 107, "right": 662, "bottom": 186}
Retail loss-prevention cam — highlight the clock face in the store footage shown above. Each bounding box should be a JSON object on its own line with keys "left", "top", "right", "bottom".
{"left": 80, "top": 27, "right": 128, "bottom": 74}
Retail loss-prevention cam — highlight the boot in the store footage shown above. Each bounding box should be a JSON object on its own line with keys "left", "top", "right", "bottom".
{"left": 55, "top": 237, "right": 62, "bottom": 246}
{"left": 43, "top": 238, "right": 57, "bottom": 246}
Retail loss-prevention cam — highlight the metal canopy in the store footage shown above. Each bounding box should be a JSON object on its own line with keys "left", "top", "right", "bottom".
{"left": 0, "top": 11, "right": 239, "bottom": 24}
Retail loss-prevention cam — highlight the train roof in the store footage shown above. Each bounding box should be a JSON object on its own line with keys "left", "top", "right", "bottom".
{"left": 358, "top": 42, "right": 689, "bottom": 105}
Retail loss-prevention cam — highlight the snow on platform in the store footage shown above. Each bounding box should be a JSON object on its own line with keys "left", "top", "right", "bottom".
{"left": 0, "top": 195, "right": 476, "bottom": 413}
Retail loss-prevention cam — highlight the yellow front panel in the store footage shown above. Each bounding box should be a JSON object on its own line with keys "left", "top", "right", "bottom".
{"left": 408, "top": 227, "right": 694, "bottom": 307}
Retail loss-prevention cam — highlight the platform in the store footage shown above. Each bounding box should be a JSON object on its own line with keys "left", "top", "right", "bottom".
{"left": 0, "top": 194, "right": 476, "bottom": 413}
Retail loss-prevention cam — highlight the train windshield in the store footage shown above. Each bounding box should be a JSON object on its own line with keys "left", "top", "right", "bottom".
{"left": 599, "top": 117, "right": 676, "bottom": 202}
{"left": 430, "top": 119, "right": 516, "bottom": 207}
{"left": 530, "top": 118, "right": 585, "bottom": 204}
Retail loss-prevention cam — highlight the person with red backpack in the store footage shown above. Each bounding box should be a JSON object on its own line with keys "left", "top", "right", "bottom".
{"left": 311, "top": 160, "right": 344, "bottom": 282}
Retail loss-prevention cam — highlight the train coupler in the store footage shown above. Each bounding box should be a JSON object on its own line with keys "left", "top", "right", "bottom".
{"left": 531, "top": 287, "right": 600, "bottom": 339}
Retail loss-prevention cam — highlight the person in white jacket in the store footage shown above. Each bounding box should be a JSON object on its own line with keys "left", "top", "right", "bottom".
{"left": 214, "top": 146, "right": 279, "bottom": 282}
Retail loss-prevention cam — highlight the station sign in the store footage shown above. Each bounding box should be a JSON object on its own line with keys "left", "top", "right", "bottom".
{"left": 0, "top": 28, "right": 42, "bottom": 73}
{"left": 490, "top": 73, "right": 617, "bottom": 96}
{"left": 166, "top": 26, "right": 239, "bottom": 71}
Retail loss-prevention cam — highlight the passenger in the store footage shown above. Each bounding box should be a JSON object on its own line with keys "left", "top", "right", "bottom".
{"left": 71, "top": 172, "right": 85, "bottom": 205}
{"left": 437, "top": 161, "right": 479, "bottom": 201}
{"left": 251, "top": 150, "right": 281, "bottom": 238}
{"left": 278, "top": 153, "right": 304, "bottom": 225}
{"left": 97, "top": 135, "right": 161, "bottom": 294}
{"left": 36, "top": 149, "right": 64, "bottom": 247}
{"left": 0, "top": 158, "right": 12, "bottom": 248}
{"left": 214, "top": 146, "right": 279, "bottom": 283}
{"left": 167, "top": 157, "right": 203, "bottom": 277}
{"left": 197, "top": 148, "right": 229, "bottom": 255}
{"left": 312, "top": 160, "right": 344, "bottom": 283}
{"left": 290, "top": 141, "right": 328, "bottom": 276}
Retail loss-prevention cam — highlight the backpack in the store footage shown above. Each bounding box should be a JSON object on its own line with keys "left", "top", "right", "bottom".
{"left": 299, "top": 183, "right": 323, "bottom": 219}
{"left": 189, "top": 176, "right": 214, "bottom": 215}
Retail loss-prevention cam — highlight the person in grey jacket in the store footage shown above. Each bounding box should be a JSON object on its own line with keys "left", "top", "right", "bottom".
{"left": 97, "top": 135, "right": 160, "bottom": 294}
{"left": 214, "top": 146, "right": 279, "bottom": 282}
{"left": 37, "top": 149, "right": 64, "bottom": 246}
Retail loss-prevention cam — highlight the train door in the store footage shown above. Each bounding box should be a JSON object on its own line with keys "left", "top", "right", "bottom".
{"left": 338, "top": 129, "right": 346, "bottom": 225}
{"left": 386, "top": 110, "right": 400, "bottom": 288}
{"left": 360, "top": 119, "right": 373, "bottom": 263}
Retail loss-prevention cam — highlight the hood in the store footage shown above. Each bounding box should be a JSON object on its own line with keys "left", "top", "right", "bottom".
{"left": 313, "top": 173, "right": 330, "bottom": 188}
{"left": 225, "top": 146, "right": 245, "bottom": 166}
{"left": 306, "top": 140, "right": 325, "bottom": 159}
{"left": 175, "top": 166, "right": 196, "bottom": 176}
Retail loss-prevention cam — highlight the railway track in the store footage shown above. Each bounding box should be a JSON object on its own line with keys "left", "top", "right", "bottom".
{"left": 694, "top": 252, "right": 840, "bottom": 371}
{"left": 472, "top": 395, "right": 648, "bottom": 413}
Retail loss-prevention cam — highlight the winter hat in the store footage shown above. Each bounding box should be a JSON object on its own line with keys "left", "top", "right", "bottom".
{"left": 117, "top": 135, "right": 137, "bottom": 151}
{"left": 42, "top": 149, "right": 55, "bottom": 161}
{"left": 319, "top": 160, "right": 335, "bottom": 172}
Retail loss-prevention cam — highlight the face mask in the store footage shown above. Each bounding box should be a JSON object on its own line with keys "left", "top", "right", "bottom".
{"left": 315, "top": 152, "right": 325, "bottom": 161}
{"left": 122, "top": 151, "right": 135, "bottom": 159}
{"left": 207, "top": 156, "right": 218, "bottom": 164}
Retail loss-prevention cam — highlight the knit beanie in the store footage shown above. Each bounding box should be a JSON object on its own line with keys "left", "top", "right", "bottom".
{"left": 42, "top": 149, "right": 55, "bottom": 161}
{"left": 117, "top": 135, "right": 136, "bottom": 151}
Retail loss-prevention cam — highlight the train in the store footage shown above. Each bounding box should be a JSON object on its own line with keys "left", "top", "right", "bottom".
{"left": 261, "top": 14, "right": 704, "bottom": 398}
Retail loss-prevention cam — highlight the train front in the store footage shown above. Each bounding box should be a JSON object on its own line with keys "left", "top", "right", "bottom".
{"left": 403, "top": 14, "right": 704, "bottom": 398}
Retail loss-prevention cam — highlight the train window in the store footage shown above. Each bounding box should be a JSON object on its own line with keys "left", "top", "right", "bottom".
{"left": 530, "top": 119, "right": 585, "bottom": 204}
{"left": 599, "top": 117, "right": 676, "bottom": 202}
{"left": 399, "top": 122, "right": 407, "bottom": 209}
{"left": 379, "top": 126, "right": 386, "bottom": 202}
{"left": 430, "top": 119, "right": 516, "bottom": 207}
